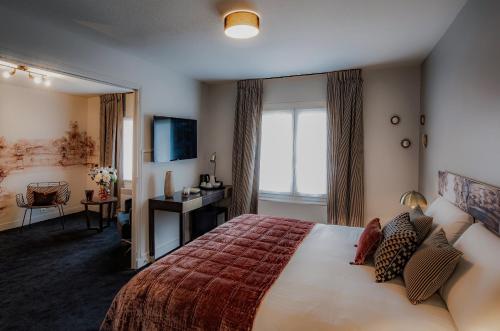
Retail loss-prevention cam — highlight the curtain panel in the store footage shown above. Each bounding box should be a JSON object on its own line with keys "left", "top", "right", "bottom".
{"left": 230, "top": 79, "right": 264, "bottom": 218}
{"left": 326, "top": 69, "right": 364, "bottom": 227}
{"left": 100, "top": 93, "right": 125, "bottom": 208}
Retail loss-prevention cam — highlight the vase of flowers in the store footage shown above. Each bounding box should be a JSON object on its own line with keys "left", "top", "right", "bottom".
{"left": 89, "top": 166, "right": 118, "bottom": 200}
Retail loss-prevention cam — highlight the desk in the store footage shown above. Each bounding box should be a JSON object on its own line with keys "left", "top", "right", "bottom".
{"left": 80, "top": 197, "right": 117, "bottom": 232}
{"left": 148, "top": 187, "right": 231, "bottom": 260}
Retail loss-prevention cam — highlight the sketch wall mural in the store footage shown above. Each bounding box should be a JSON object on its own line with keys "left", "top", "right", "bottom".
{"left": 0, "top": 122, "right": 96, "bottom": 217}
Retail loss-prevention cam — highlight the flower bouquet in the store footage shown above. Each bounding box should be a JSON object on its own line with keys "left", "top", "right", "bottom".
{"left": 89, "top": 165, "right": 118, "bottom": 200}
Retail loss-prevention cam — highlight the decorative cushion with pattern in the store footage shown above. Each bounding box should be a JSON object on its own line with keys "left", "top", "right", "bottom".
{"left": 403, "top": 229, "right": 462, "bottom": 304}
{"left": 374, "top": 212, "right": 418, "bottom": 282}
{"left": 409, "top": 206, "right": 433, "bottom": 244}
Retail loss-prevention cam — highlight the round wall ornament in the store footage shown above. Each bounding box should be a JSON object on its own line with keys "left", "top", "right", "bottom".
{"left": 390, "top": 115, "right": 401, "bottom": 125}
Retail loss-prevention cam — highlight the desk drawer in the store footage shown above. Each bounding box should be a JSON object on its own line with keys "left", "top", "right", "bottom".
{"left": 202, "top": 190, "right": 224, "bottom": 206}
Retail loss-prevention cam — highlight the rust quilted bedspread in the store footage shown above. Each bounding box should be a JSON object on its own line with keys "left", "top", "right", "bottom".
{"left": 101, "top": 214, "right": 314, "bottom": 331}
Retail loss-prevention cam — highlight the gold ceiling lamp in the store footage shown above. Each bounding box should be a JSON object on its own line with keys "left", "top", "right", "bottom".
{"left": 224, "top": 10, "right": 260, "bottom": 39}
{"left": 1, "top": 63, "right": 51, "bottom": 87}
{"left": 400, "top": 191, "right": 427, "bottom": 210}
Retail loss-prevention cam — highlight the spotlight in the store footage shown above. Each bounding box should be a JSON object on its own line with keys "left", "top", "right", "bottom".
{"left": 33, "top": 75, "right": 42, "bottom": 84}
{"left": 2, "top": 68, "right": 15, "bottom": 79}
{"left": 43, "top": 77, "right": 51, "bottom": 87}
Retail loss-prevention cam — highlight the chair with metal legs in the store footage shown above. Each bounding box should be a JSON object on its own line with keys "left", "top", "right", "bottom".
{"left": 16, "top": 182, "right": 71, "bottom": 230}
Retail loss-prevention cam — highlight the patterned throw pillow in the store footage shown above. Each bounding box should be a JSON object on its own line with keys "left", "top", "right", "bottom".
{"left": 374, "top": 212, "right": 418, "bottom": 282}
{"left": 409, "top": 207, "right": 433, "bottom": 244}
{"left": 404, "top": 229, "right": 462, "bottom": 304}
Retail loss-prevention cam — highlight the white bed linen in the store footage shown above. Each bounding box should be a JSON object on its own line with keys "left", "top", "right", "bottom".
{"left": 253, "top": 224, "right": 457, "bottom": 331}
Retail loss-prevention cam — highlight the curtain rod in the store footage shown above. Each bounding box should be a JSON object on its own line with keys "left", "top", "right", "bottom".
{"left": 262, "top": 71, "right": 329, "bottom": 80}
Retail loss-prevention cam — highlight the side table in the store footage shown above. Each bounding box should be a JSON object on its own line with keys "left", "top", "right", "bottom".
{"left": 80, "top": 197, "right": 117, "bottom": 232}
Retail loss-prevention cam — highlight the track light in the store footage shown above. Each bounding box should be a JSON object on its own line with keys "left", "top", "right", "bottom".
{"left": 1, "top": 63, "right": 52, "bottom": 87}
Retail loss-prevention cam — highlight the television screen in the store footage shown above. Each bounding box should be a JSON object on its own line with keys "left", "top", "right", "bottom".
{"left": 152, "top": 116, "right": 197, "bottom": 162}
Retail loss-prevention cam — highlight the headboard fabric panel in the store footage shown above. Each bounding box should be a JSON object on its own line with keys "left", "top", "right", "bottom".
{"left": 438, "top": 171, "right": 500, "bottom": 236}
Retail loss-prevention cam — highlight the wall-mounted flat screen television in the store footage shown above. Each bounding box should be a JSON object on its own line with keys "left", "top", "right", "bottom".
{"left": 152, "top": 116, "right": 197, "bottom": 162}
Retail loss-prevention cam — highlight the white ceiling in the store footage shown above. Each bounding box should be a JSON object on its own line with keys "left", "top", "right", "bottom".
{"left": 0, "top": 60, "right": 131, "bottom": 96}
{"left": 1, "top": 0, "right": 466, "bottom": 81}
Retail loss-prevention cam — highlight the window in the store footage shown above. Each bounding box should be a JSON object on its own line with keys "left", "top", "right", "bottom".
{"left": 259, "top": 106, "right": 327, "bottom": 203}
{"left": 122, "top": 118, "right": 133, "bottom": 181}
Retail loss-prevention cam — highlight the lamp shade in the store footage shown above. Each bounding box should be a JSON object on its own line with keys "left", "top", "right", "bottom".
{"left": 400, "top": 191, "right": 427, "bottom": 209}
{"left": 224, "top": 11, "right": 260, "bottom": 39}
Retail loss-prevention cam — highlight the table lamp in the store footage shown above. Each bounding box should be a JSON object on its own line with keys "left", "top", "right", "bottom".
{"left": 400, "top": 190, "right": 427, "bottom": 210}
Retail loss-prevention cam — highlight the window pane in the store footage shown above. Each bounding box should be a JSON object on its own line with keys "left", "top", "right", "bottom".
{"left": 296, "top": 109, "right": 327, "bottom": 195}
{"left": 122, "top": 118, "right": 133, "bottom": 181}
{"left": 259, "top": 111, "right": 293, "bottom": 193}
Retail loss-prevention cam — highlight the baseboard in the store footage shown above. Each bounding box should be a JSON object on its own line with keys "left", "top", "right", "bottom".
{"left": 0, "top": 205, "right": 84, "bottom": 232}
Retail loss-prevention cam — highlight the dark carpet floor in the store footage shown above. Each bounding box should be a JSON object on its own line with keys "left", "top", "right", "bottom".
{"left": 0, "top": 212, "right": 136, "bottom": 331}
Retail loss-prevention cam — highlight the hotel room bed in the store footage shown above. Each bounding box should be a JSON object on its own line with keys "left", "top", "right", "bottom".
{"left": 252, "top": 223, "right": 455, "bottom": 331}
{"left": 102, "top": 171, "right": 500, "bottom": 331}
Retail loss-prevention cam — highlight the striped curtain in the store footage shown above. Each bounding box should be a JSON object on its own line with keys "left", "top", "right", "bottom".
{"left": 100, "top": 93, "right": 125, "bottom": 209}
{"left": 230, "top": 79, "right": 264, "bottom": 218}
{"left": 326, "top": 70, "right": 364, "bottom": 227}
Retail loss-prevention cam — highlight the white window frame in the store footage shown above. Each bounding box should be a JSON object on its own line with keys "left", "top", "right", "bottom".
{"left": 259, "top": 102, "right": 327, "bottom": 205}
{"left": 122, "top": 117, "right": 134, "bottom": 185}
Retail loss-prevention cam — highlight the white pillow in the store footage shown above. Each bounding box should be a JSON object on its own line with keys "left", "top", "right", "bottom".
{"left": 440, "top": 223, "right": 500, "bottom": 331}
{"left": 424, "top": 197, "right": 473, "bottom": 244}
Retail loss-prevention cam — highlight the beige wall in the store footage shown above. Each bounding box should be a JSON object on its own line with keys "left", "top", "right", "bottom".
{"left": 0, "top": 81, "right": 97, "bottom": 230}
{"left": 200, "top": 65, "right": 421, "bottom": 225}
{"left": 364, "top": 66, "right": 421, "bottom": 223}
{"left": 420, "top": 0, "right": 500, "bottom": 199}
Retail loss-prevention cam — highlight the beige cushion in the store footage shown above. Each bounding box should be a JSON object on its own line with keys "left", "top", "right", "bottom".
{"left": 440, "top": 223, "right": 500, "bottom": 331}
{"left": 403, "top": 229, "right": 462, "bottom": 304}
{"left": 424, "top": 197, "right": 473, "bottom": 244}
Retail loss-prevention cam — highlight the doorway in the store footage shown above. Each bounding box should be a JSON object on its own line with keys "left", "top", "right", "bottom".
{"left": 0, "top": 57, "right": 141, "bottom": 330}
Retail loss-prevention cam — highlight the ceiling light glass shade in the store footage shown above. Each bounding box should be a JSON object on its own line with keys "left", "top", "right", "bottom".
{"left": 2, "top": 70, "right": 11, "bottom": 78}
{"left": 33, "top": 76, "right": 42, "bottom": 84}
{"left": 400, "top": 191, "right": 427, "bottom": 209}
{"left": 224, "top": 11, "right": 260, "bottom": 39}
{"left": 43, "top": 78, "right": 51, "bottom": 87}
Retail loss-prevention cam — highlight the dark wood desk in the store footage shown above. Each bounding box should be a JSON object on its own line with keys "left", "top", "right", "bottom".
{"left": 148, "top": 187, "right": 231, "bottom": 261}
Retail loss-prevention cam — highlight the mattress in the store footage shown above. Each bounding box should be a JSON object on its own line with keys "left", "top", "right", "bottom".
{"left": 253, "top": 223, "right": 457, "bottom": 331}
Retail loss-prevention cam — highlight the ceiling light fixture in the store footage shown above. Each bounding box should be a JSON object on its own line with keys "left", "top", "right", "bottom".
{"left": 2, "top": 68, "right": 15, "bottom": 79}
{"left": 224, "top": 10, "right": 260, "bottom": 39}
{"left": 0, "top": 63, "right": 52, "bottom": 87}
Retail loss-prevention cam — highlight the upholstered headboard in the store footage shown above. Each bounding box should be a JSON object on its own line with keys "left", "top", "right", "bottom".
{"left": 438, "top": 171, "right": 500, "bottom": 236}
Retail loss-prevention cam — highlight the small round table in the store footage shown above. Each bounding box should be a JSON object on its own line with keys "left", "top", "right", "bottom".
{"left": 80, "top": 197, "right": 118, "bottom": 232}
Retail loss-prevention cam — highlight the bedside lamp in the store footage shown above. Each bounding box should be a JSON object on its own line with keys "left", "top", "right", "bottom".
{"left": 400, "top": 191, "right": 427, "bottom": 210}
{"left": 210, "top": 152, "right": 217, "bottom": 177}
